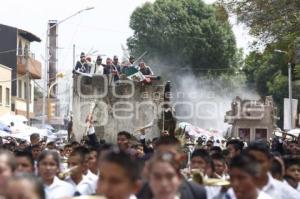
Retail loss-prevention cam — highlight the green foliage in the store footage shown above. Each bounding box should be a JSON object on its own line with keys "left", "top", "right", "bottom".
{"left": 127, "top": 0, "right": 239, "bottom": 75}
{"left": 221, "top": 0, "right": 300, "bottom": 44}
{"left": 243, "top": 46, "right": 291, "bottom": 127}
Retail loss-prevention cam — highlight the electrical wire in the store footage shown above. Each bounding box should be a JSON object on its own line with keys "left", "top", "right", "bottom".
{"left": 0, "top": 49, "right": 17, "bottom": 54}
{"left": 0, "top": 74, "right": 27, "bottom": 83}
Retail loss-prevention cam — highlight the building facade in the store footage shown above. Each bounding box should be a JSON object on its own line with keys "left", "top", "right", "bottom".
{"left": 225, "top": 96, "right": 278, "bottom": 142}
{"left": 0, "top": 24, "right": 41, "bottom": 118}
{"left": 0, "top": 64, "right": 12, "bottom": 116}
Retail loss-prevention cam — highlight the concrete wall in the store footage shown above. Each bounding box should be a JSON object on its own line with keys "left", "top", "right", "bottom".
{"left": 13, "top": 74, "right": 34, "bottom": 116}
{"left": 0, "top": 24, "right": 17, "bottom": 96}
{"left": 0, "top": 64, "right": 12, "bottom": 116}
{"left": 72, "top": 74, "right": 168, "bottom": 142}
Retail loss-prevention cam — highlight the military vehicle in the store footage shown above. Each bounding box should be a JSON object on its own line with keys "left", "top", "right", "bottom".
{"left": 72, "top": 73, "right": 176, "bottom": 142}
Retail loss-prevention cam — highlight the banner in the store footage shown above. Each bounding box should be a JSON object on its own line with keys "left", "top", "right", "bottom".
{"left": 284, "top": 98, "right": 298, "bottom": 130}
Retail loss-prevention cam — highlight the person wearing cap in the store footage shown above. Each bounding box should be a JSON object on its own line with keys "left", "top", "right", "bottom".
{"left": 129, "top": 55, "right": 135, "bottom": 65}
{"left": 91, "top": 55, "right": 104, "bottom": 75}
{"left": 104, "top": 57, "right": 120, "bottom": 81}
{"left": 121, "top": 55, "right": 136, "bottom": 74}
{"left": 75, "top": 52, "right": 90, "bottom": 73}
{"left": 112, "top": 55, "right": 121, "bottom": 73}
{"left": 138, "top": 60, "right": 153, "bottom": 76}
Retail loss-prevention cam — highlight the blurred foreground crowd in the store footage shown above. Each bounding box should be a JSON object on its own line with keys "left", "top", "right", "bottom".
{"left": 0, "top": 131, "right": 300, "bottom": 199}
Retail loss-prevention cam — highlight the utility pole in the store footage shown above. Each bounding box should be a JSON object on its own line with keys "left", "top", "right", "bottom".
{"left": 24, "top": 45, "right": 30, "bottom": 120}
{"left": 69, "top": 44, "right": 75, "bottom": 116}
{"left": 288, "top": 62, "right": 293, "bottom": 129}
{"left": 41, "top": 7, "right": 95, "bottom": 126}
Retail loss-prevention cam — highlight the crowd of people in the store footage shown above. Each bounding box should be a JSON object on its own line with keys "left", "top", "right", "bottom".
{"left": 74, "top": 52, "right": 154, "bottom": 78}
{"left": 0, "top": 127, "right": 300, "bottom": 199}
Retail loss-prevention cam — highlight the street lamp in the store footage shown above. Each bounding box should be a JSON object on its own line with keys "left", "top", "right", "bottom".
{"left": 274, "top": 49, "right": 293, "bottom": 130}
{"left": 42, "top": 7, "right": 95, "bottom": 125}
{"left": 47, "top": 72, "right": 65, "bottom": 121}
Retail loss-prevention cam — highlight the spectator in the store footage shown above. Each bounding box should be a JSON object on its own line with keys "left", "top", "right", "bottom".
{"left": 97, "top": 150, "right": 140, "bottom": 199}
{"left": 66, "top": 146, "right": 94, "bottom": 195}
{"left": 15, "top": 150, "right": 34, "bottom": 174}
{"left": 31, "top": 144, "right": 42, "bottom": 161}
{"left": 191, "top": 149, "right": 210, "bottom": 173}
{"left": 46, "top": 142, "right": 56, "bottom": 150}
{"left": 117, "top": 131, "right": 131, "bottom": 152}
{"left": 283, "top": 156, "right": 300, "bottom": 191}
{"left": 4, "top": 173, "right": 45, "bottom": 199}
{"left": 211, "top": 153, "right": 228, "bottom": 180}
{"left": 270, "top": 156, "right": 285, "bottom": 181}
{"left": 0, "top": 150, "right": 17, "bottom": 196}
{"left": 148, "top": 152, "right": 182, "bottom": 199}
{"left": 225, "top": 154, "right": 272, "bottom": 199}
{"left": 226, "top": 139, "right": 244, "bottom": 159}
{"left": 245, "top": 141, "right": 300, "bottom": 199}
{"left": 37, "top": 150, "right": 75, "bottom": 198}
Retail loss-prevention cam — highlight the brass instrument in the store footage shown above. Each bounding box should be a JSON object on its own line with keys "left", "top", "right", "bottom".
{"left": 73, "top": 196, "right": 107, "bottom": 199}
{"left": 58, "top": 166, "right": 78, "bottom": 180}
{"left": 182, "top": 168, "right": 230, "bottom": 186}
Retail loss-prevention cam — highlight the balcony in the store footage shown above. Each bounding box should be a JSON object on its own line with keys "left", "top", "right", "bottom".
{"left": 17, "top": 55, "right": 41, "bottom": 79}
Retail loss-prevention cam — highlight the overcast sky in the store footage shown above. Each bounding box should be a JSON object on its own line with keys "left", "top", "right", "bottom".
{"left": 1, "top": 0, "right": 253, "bottom": 73}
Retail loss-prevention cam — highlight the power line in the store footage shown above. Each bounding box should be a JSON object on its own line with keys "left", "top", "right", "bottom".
{"left": 0, "top": 49, "right": 17, "bottom": 54}
{"left": 0, "top": 74, "right": 26, "bottom": 83}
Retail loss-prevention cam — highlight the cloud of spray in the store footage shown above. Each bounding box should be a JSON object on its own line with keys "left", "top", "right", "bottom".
{"left": 147, "top": 57, "right": 260, "bottom": 133}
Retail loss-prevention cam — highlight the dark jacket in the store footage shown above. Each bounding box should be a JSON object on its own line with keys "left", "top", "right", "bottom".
{"left": 75, "top": 61, "right": 90, "bottom": 73}
{"left": 137, "top": 180, "right": 207, "bottom": 199}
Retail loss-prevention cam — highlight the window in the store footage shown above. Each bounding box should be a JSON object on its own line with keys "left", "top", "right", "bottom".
{"left": 18, "top": 80, "right": 22, "bottom": 98}
{"left": 238, "top": 128, "right": 250, "bottom": 143}
{"left": 0, "top": 86, "right": 2, "bottom": 105}
{"left": 5, "top": 88, "right": 9, "bottom": 106}
{"left": 255, "top": 129, "right": 267, "bottom": 141}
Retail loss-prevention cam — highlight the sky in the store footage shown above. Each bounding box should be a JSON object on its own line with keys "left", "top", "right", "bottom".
{"left": 0, "top": 0, "right": 254, "bottom": 74}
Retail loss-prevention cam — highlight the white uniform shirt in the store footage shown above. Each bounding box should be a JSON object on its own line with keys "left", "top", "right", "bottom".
{"left": 261, "top": 173, "right": 300, "bottom": 199}
{"left": 44, "top": 176, "right": 75, "bottom": 199}
{"left": 92, "top": 63, "right": 104, "bottom": 75}
{"left": 65, "top": 175, "right": 94, "bottom": 195}
{"left": 85, "top": 169, "right": 98, "bottom": 193}
{"left": 223, "top": 188, "right": 272, "bottom": 199}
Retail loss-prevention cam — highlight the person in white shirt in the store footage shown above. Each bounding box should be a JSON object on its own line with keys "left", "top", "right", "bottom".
{"left": 37, "top": 150, "right": 75, "bottom": 199}
{"left": 91, "top": 55, "right": 104, "bottom": 75}
{"left": 96, "top": 150, "right": 140, "bottom": 199}
{"left": 66, "top": 146, "right": 94, "bottom": 195}
{"left": 220, "top": 154, "right": 272, "bottom": 199}
{"left": 4, "top": 174, "right": 45, "bottom": 199}
{"left": 246, "top": 141, "right": 300, "bottom": 199}
{"left": 86, "top": 148, "right": 99, "bottom": 191}
{"left": 283, "top": 156, "right": 300, "bottom": 192}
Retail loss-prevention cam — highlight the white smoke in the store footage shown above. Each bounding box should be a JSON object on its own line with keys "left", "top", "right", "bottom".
{"left": 147, "top": 58, "right": 259, "bottom": 133}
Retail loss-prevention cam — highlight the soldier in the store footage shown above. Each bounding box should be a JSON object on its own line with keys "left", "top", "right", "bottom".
{"left": 112, "top": 55, "right": 121, "bottom": 73}
{"left": 91, "top": 55, "right": 104, "bottom": 75}
{"left": 121, "top": 55, "right": 136, "bottom": 74}
{"left": 104, "top": 58, "right": 119, "bottom": 81}
{"left": 138, "top": 60, "right": 153, "bottom": 76}
{"left": 75, "top": 52, "right": 90, "bottom": 73}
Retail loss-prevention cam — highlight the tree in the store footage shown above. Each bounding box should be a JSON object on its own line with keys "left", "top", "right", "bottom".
{"left": 221, "top": 0, "right": 300, "bottom": 44}
{"left": 127, "top": 0, "right": 239, "bottom": 75}
{"left": 243, "top": 45, "right": 291, "bottom": 128}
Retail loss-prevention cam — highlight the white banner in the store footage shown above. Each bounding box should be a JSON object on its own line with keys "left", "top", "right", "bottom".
{"left": 284, "top": 98, "right": 298, "bottom": 130}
